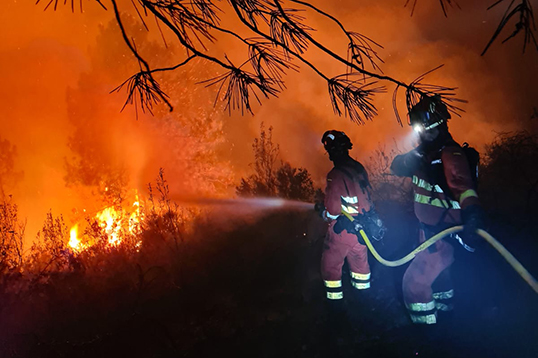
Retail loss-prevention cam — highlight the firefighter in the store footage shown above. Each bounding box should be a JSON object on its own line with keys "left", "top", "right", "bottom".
{"left": 317, "top": 130, "right": 378, "bottom": 309}
{"left": 390, "top": 95, "right": 486, "bottom": 325}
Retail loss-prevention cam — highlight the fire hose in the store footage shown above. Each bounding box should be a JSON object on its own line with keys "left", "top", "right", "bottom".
{"left": 340, "top": 211, "right": 538, "bottom": 294}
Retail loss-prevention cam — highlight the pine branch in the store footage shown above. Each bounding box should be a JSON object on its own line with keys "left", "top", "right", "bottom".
{"left": 200, "top": 62, "right": 279, "bottom": 115}
{"left": 328, "top": 74, "right": 386, "bottom": 124}
{"left": 269, "top": 7, "right": 313, "bottom": 56}
{"left": 38, "top": 0, "right": 464, "bottom": 124}
{"left": 392, "top": 65, "right": 466, "bottom": 125}
{"left": 233, "top": 0, "right": 274, "bottom": 27}
{"left": 347, "top": 32, "right": 384, "bottom": 73}
{"left": 111, "top": 56, "right": 197, "bottom": 117}
{"left": 291, "top": 0, "right": 384, "bottom": 72}
{"left": 148, "top": 0, "right": 218, "bottom": 49}
{"left": 404, "top": 0, "right": 460, "bottom": 17}
{"left": 37, "top": 0, "right": 107, "bottom": 12}
{"left": 247, "top": 39, "right": 299, "bottom": 90}
{"left": 482, "top": 0, "right": 538, "bottom": 55}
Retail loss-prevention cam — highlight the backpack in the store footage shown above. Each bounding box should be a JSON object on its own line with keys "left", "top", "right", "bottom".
{"left": 462, "top": 142, "right": 480, "bottom": 187}
{"left": 427, "top": 141, "right": 480, "bottom": 207}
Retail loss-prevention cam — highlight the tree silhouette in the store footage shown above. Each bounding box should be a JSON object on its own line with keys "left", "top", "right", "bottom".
{"left": 236, "top": 123, "right": 315, "bottom": 201}
{"left": 64, "top": 15, "right": 234, "bottom": 202}
{"left": 480, "top": 131, "right": 538, "bottom": 227}
{"left": 38, "top": 0, "right": 468, "bottom": 125}
{"left": 0, "top": 137, "right": 23, "bottom": 199}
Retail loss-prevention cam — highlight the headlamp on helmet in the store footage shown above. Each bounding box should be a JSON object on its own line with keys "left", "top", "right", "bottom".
{"left": 408, "top": 95, "right": 451, "bottom": 132}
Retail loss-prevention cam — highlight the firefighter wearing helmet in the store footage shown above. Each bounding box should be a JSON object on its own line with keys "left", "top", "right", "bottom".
{"left": 390, "top": 95, "right": 486, "bottom": 325}
{"left": 317, "top": 130, "right": 384, "bottom": 313}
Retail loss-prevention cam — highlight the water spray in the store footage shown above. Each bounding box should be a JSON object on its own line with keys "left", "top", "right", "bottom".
{"left": 168, "top": 196, "right": 315, "bottom": 211}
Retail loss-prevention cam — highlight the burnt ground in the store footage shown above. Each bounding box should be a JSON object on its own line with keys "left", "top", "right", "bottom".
{"left": 0, "top": 204, "right": 537, "bottom": 358}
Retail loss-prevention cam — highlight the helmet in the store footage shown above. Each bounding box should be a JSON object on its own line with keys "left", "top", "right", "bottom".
{"left": 409, "top": 95, "right": 451, "bottom": 133}
{"left": 321, "top": 130, "right": 352, "bottom": 153}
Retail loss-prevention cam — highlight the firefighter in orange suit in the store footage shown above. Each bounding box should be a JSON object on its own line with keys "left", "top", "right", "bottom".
{"left": 390, "top": 95, "right": 486, "bottom": 325}
{"left": 317, "top": 130, "right": 380, "bottom": 307}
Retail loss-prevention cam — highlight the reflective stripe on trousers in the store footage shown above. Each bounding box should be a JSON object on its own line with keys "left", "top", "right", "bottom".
{"left": 324, "top": 280, "right": 343, "bottom": 300}
{"left": 433, "top": 289, "right": 454, "bottom": 311}
{"left": 406, "top": 300, "right": 437, "bottom": 324}
{"left": 350, "top": 271, "right": 371, "bottom": 290}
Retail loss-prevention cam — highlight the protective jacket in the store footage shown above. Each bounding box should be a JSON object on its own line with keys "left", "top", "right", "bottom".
{"left": 321, "top": 156, "right": 373, "bottom": 300}
{"left": 391, "top": 137, "right": 479, "bottom": 226}
{"left": 391, "top": 135, "right": 479, "bottom": 324}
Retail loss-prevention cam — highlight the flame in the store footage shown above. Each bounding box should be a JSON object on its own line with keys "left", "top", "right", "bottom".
{"left": 69, "top": 224, "right": 82, "bottom": 252}
{"left": 68, "top": 192, "right": 143, "bottom": 253}
{"left": 95, "top": 207, "right": 123, "bottom": 246}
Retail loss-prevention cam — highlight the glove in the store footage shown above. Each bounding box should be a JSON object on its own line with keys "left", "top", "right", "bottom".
{"left": 403, "top": 150, "right": 426, "bottom": 170}
{"left": 333, "top": 216, "right": 366, "bottom": 244}
{"left": 314, "top": 201, "right": 325, "bottom": 218}
{"left": 461, "top": 204, "right": 487, "bottom": 249}
{"left": 362, "top": 209, "right": 387, "bottom": 242}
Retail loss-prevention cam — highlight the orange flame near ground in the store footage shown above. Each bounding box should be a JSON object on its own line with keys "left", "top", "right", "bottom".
{"left": 69, "top": 224, "right": 83, "bottom": 252}
{"left": 69, "top": 194, "right": 143, "bottom": 253}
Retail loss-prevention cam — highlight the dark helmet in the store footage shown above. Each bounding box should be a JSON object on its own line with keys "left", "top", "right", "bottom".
{"left": 321, "top": 130, "right": 352, "bottom": 154}
{"left": 409, "top": 95, "right": 451, "bottom": 132}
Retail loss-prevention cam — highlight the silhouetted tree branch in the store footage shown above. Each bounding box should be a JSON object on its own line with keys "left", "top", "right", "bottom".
{"left": 404, "top": 0, "right": 460, "bottom": 17}
{"left": 39, "top": 0, "right": 465, "bottom": 124}
{"left": 482, "top": 0, "right": 537, "bottom": 55}
{"left": 404, "top": 0, "right": 537, "bottom": 55}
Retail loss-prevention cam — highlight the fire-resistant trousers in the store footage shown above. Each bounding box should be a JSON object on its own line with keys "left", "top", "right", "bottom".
{"left": 321, "top": 221, "right": 370, "bottom": 300}
{"left": 402, "top": 229, "right": 455, "bottom": 324}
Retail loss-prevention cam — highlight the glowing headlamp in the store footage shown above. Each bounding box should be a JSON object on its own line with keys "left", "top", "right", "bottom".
{"left": 412, "top": 120, "right": 444, "bottom": 133}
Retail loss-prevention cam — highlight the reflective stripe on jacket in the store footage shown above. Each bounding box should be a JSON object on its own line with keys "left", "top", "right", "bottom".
{"left": 392, "top": 143, "right": 479, "bottom": 226}
{"left": 323, "top": 159, "right": 373, "bottom": 221}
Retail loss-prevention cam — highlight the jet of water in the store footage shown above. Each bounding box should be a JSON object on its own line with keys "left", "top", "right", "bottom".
{"left": 169, "top": 196, "right": 314, "bottom": 211}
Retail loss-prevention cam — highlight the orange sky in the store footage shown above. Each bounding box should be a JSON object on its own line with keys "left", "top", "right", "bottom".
{"left": 1, "top": 0, "right": 537, "bottom": 241}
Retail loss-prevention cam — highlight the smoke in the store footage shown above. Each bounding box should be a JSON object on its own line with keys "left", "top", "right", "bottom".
{"left": 2, "top": 0, "right": 537, "bottom": 242}
{"left": 225, "top": 0, "right": 537, "bottom": 185}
